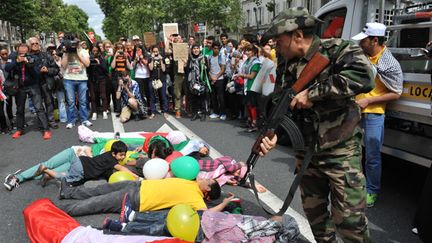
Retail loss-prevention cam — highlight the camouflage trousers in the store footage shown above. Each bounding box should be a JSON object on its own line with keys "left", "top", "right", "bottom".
{"left": 296, "top": 133, "right": 370, "bottom": 243}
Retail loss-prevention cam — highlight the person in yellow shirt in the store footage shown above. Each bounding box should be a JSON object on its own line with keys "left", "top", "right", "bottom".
{"left": 352, "top": 22, "right": 403, "bottom": 207}
{"left": 57, "top": 177, "right": 233, "bottom": 217}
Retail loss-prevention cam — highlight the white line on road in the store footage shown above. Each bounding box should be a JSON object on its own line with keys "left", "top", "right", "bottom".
{"left": 165, "top": 115, "right": 316, "bottom": 242}
{"left": 111, "top": 111, "right": 125, "bottom": 133}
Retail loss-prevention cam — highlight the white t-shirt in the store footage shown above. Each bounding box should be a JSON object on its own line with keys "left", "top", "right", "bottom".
{"left": 135, "top": 63, "right": 150, "bottom": 79}
{"left": 63, "top": 49, "right": 89, "bottom": 81}
{"left": 208, "top": 54, "right": 226, "bottom": 80}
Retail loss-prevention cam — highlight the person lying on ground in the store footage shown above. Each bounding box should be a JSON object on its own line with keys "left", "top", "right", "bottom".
{"left": 57, "top": 177, "right": 232, "bottom": 217}
{"left": 197, "top": 156, "right": 267, "bottom": 192}
{"left": 4, "top": 146, "right": 92, "bottom": 191}
{"left": 37, "top": 141, "right": 139, "bottom": 186}
{"left": 102, "top": 202, "right": 300, "bottom": 243}
{"left": 125, "top": 138, "right": 173, "bottom": 177}
{"left": 179, "top": 139, "right": 210, "bottom": 159}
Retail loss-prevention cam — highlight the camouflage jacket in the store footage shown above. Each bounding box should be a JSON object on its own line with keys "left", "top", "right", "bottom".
{"left": 281, "top": 35, "right": 374, "bottom": 151}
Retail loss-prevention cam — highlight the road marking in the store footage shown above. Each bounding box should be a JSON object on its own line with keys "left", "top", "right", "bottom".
{"left": 111, "top": 111, "right": 125, "bottom": 133}
{"left": 165, "top": 115, "right": 315, "bottom": 242}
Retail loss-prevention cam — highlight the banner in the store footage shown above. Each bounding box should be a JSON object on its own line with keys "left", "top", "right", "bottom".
{"left": 162, "top": 23, "right": 178, "bottom": 50}
{"left": 143, "top": 32, "right": 157, "bottom": 46}
{"left": 172, "top": 43, "right": 189, "bottom": 61}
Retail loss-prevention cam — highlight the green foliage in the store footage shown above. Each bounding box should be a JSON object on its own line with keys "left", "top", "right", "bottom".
{"left": 0, "top": 0, "right": 92, "bottom": 40}
{"left": 96, "top": 0, "right": 243, "bottom": 41}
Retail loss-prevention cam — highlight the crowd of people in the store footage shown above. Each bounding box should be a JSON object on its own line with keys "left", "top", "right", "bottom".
{"left": 0, "top": 29, "right": 278, "bottom": 140}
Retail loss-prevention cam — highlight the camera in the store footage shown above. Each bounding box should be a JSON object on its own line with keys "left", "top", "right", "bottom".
{"left": 63, "top": 33, "right": 78, "bottom": 53}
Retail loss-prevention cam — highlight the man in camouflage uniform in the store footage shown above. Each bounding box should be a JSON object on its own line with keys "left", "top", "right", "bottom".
{"left": 260, "top": 7, "right": 375, "bottom": 242}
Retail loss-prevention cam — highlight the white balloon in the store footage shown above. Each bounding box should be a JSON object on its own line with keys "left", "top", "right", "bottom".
{"left": 143, "top": 158, "right": 169, "bottom": 180}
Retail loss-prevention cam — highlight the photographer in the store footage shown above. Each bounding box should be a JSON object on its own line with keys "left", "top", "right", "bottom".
{"left": 115, "top": 71, "right": 146, "bottom": 123}
{"left": 88, "top": 45, "right": 109, "bottom": 120}
{"left": 148, "top": 46, "right": 168, "bottom": 119}
{"left": 48, "top": 47, "right": 67, "bottom": 123}
{"left": 110, "top": 42, "right": 132, "bottom": 114}
{"left": 133, "top": 45, "right": 151, "bottom": 114}
{"left": 5, "top": 43, "right": 51, "bottom": 140}
{"left": 29, "top": 37, "right": 59, "bottom": 129}
{"left": 61, "top": 33, "right": 92, "bottom": 129}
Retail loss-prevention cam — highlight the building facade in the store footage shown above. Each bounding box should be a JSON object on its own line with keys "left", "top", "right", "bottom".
{"left": 241, "top": 0, "right": 330, "bottom": 33}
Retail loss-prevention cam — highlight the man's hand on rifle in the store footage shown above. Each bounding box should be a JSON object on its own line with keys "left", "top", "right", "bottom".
{"left": 259, "top": 134, "right": 278, "bottom": 156}
{"left": 290, "top": 89, "right": 313, "bottom": 109}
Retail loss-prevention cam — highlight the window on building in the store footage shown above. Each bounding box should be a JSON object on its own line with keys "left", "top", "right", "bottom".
{"left": 247, "top": 9, "right": 250, "bottom": 27}
{"left": 275, "top": 3, "right": 280, "bottom": 14}
{"left": 317, "top": 7, "right": 347, "bottom": 38}
{"left": 259, "top": 7, "right": 264, "bottom": 25}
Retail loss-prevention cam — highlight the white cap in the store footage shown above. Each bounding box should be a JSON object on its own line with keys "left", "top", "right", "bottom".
{"left": 352, "top": 22, "right": 386, "bottom": 40}
{"left": 132, "top": 35, "right": 140, "bottom": 40}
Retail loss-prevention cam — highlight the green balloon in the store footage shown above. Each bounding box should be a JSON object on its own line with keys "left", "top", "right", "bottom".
{"left": 170, "top": 156, "right": 200, "bottom": 180}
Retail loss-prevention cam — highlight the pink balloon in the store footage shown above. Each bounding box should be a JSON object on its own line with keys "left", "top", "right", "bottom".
{"left": 166, "top": 151, "right": 183, "bottom": 163}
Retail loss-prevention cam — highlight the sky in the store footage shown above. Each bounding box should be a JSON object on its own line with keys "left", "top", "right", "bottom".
{"left": 63, "top": 0, "right": 106, "bottom": 39}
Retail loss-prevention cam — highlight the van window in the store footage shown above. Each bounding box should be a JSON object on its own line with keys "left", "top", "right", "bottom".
{"left": 317, "top": 8, "right": 347, "bottom": 38}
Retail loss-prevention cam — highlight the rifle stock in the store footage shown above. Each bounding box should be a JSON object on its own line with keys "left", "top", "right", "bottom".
{"left": 240, "top": 51, "right": 330, "bottom": 186}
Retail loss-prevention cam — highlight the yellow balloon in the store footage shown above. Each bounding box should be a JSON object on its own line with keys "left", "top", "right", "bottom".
{"left": 119, "top": 151, "right": 135, "bottom": 165}
{"left": 104, "top": 139, "right": 119, "bottom": 152}
{"left": 108, "top": 171, "right": 135, "bottom": 184}
{"left": 166, "top": 204, "right": 200, "bottom": 242}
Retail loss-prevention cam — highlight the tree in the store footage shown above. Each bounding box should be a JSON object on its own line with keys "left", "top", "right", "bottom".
{"left": 96, "top": 0, "right": 243, "bottom": 41}
{"left": 0, "top": 0, "right": 92, "bottom": 41}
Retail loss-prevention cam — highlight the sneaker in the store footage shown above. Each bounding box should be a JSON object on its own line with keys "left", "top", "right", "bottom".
{"left": 82, "top": 120, "right": 93, "bottom": 127}
{"left": 11, "top": 131, "right": 22, "bottom": 139}
{"left": 49, "top": 122, "right": 59, "bottom": 129}
{"left": 175, "top": 111, "right": 181, "bottom": 118}
{"left": 102, "top": 217, "right": 124, "bottom": 232}
{"left": 43, "top": 131, "right": 52, "bottom": 140}
{"left": 120, "top": 193, "right": 133, "bottom": 223}
{"left": 103, "top": 111, "right": 108, "bottom": 120}
{"left": 163, "top": 113, "right": 169, "bottom": 119}
{"left": 66, "top": 123, "right": 74, "bottom": 129}
{"left": 220, "top": 114, "right": 227, "bottom": 120}
{"left": 91, "top": 113, "right": 97, "bottom": 121}
{"left": 412, "top": 227, "right": 418, "bottom": 235}
{"left": 58, "top": 177, "right": 71, "bottom": 200}
{"left": 366, "top": 193, "right": 378, "bottom": 207}
{"left": 148, "top": 114, "right": 155, "bottom": 119}
{"left": 209, "top": 113, "right": 219, "bottom": 119}
{"left": 4, "top": 170, "right": 21, "bottom": 191}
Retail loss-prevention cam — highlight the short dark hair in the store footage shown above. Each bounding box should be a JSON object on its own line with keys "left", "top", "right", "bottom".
{"left": 368, "top": 36, "right": 386, "bottom": 45}
{"left": 207, "top": 181, "right": 221, "bottom": 200}
{"left": 111, "top": 141, "right": 127, "bottom": 154}
{"left": 206, "top": 36, "right": 215, "bottom": 41}
{"left": 220, "top": 33, "right": 228, "bottom": 39}
{"left": 212, "top": 41, "right": 221, "bottom": 48}
{"left": 148, "top": 140, "right": 173, "bottom": 159}
{"left": 151, "top": 45, "right": 159, "bottom": 51}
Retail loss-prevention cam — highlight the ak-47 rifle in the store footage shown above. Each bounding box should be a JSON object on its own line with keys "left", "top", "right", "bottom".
{"left": 240, "top": 51, "right": 330, "bottom": 215}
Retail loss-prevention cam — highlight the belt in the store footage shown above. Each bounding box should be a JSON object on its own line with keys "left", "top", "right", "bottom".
{"left": 362, "top": 113, "right": 383, "bottom": 119}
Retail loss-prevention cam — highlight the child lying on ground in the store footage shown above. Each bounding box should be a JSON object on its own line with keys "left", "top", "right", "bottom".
{"left": 197, "top": 156, "right": 267, "bottom": 192}
{"left": 38, "top": 141, "right": 139, "bottom": 186}
{"left": 4, "top": 146, "right": 92, "bottom": 191}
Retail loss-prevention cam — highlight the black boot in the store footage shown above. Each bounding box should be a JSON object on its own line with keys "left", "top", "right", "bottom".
{"left": 200, "top": 113, "right": 206, "bottom": 122}
{"left": 191, "top": 113, "right": 200, "bottom": 121}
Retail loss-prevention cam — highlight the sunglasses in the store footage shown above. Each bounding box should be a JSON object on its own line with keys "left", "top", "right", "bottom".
{"left": 31, "top": 43, "right": 39, "bottom": 46}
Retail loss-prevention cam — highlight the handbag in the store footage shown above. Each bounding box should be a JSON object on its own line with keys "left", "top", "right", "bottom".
{"left": 3, "top": 76, "right": 19, "bottom": 96}
{"left": 152, "top": 79, "right": 163, "bottom": 90}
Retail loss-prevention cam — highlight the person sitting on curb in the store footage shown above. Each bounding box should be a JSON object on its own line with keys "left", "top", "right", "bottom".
{"left": 36, "top": 140, "right": 139, "bottom": 186}
{"left": 4, "top": 145, "right": 92, "bottom": 191}
{"left": 57, "top": 177, "right": 232, "bottom": 217}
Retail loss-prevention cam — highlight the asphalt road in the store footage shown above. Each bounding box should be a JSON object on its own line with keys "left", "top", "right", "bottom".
{"left": 0, "top": 111, "right": 427, "bottom": 242}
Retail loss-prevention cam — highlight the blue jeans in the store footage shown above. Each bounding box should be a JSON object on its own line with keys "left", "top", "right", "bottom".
{"left": 60, "top": 155, "right": 84, "bottom": 183}
{"left": 56, "top": 90, "right": 67, "bottom": 123}
{"left": 362, "top": 113, "right": 385, "bottom": 194}
{"left": 63, "top": 79, "right": 89, "bottom": 124}
{"left": 148, "top": 80, "right": 168, "bottom": 114}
